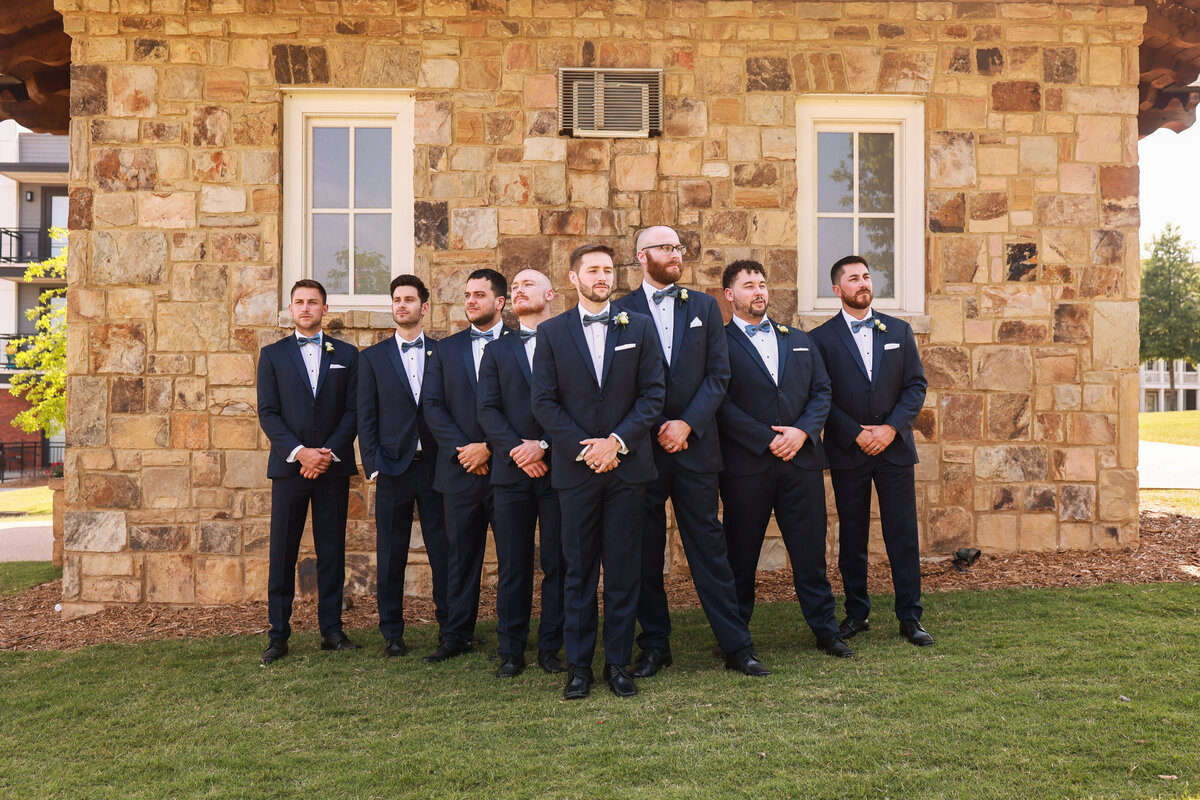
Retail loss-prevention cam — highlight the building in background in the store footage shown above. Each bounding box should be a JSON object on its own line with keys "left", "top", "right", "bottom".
{"left": 1140, "top": 359, "right": 1200, "bottom": 412}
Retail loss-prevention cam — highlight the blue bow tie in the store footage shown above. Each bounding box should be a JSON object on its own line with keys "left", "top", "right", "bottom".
{"left": 850, "top": 317, "right": 875, "bottom": 333}
{"left": 652, "top": 285, "right": 679, "bottom": 304}
{"left": 297, "top": 335, "right": 320, "bottom": 346}
{"left": 470, "top": 328, "right": 495, "bottom": 341}
{"left": 401, "top": 337, "right": 423, "bottom": 352}
{"left": 744, "top": 320, "right": 772, "bottom": 337}
{"left": 582, "top": 312, "right": 609, "bottom": 327}
{"left": 518, "top": 329, "right": 536, "bottom": 341}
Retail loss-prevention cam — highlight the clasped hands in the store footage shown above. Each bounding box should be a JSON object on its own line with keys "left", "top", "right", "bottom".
{"left": 855, "top": 424, "right": 896, "bottom": 456}
{"left": 509, "top": 439, "right": 547, "bottom": 479}
{"left": 580, "top": 434, "right": 621, "bottom": 474}
{"left": 456, "top": 442, "right": 491, "bottom": 476}
{"left": 769, "top": 426, "right": 807, "bottom": 462}
{"left": 296, "top": 446, "right": 333, "bottom": 479}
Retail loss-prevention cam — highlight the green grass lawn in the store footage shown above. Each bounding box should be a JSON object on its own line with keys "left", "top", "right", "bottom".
{"left": 1142, "top": 489, "right": 1200, "bottom": 517}
{"left": 0, "top": 485, "right": 53, "bottom": 517}
{"left": 2, "top": 583, "right": 1198, "bottom": 799}
{"left": 1139, "top": 409, "right": 1200, "bottom": 448}
{"left": 0, "top": 560, "right": 59, "bottom": 598}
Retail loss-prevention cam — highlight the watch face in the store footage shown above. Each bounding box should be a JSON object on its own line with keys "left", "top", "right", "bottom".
{"left": 539, "top": 440, "right": 549, "bottom": 449}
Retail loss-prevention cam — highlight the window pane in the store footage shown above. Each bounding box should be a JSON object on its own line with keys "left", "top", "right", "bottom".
{"left": 313, "top": 127, "right": 349, "bottom": 208}
{"left": 355, "top": 128, "right": 392, "bottom": 209}
{"left": 355, "top": 213, "right": 391, "bottom": 295}
{"left": 817, "top": 217, "right": 853, "bottom": 298}
{"left": 817, "top": 132, "right": 853, "bottom": 213}
{"left": 313, "top": 213, "right": 349, "bottom": 294}
{"left": 860, "top": 218, "right": 896, "bottom": 299}
{"left": 858, "top": 133, "right": 895, "bottom": 213}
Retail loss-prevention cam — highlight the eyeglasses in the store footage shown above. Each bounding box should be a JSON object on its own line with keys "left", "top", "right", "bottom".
{"left": 641, "top": 243, "right": 687, "bottom": 256}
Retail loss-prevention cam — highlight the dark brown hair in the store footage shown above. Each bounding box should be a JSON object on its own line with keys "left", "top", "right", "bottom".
{"left": 569, "top": 243, "right": 615, "bottom": 272}
{"left": 290, "top": 279, "right": 327, "bottom": 304}
{"left": 722, "top": 259, "right": 766, "bottom": 290}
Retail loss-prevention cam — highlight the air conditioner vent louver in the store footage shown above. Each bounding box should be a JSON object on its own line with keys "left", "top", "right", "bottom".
{"left": 559, "top": 68, "right": 663, "bottom": 138}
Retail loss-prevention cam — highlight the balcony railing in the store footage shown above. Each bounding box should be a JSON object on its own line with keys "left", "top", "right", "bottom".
{"left": 0, "top": 228, "right": 65, "bottom": 264}
{"left": 0, "top": 441, "right": 61, "bottom": 483}
{"left": 0, "top": 334, "right": 29, "bottom": 370}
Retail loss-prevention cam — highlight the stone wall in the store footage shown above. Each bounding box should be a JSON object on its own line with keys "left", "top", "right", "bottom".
{"left": 56, "top": 0, "right": 1143, "bottom": 614}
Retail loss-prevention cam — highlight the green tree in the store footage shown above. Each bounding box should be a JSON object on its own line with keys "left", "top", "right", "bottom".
{"left": 8, "top": 227, "right": 66, "bottom": 437}
{"left": 1139, "top": 223, "right": 1200, "bottom": 407}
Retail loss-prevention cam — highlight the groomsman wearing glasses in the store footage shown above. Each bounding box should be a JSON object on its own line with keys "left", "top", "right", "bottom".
{"left": 477, "top": 269, "right": 567, "bottom": 678}
{"left": 531, "top": 244, "right": 665, "bottom": 699}
{"left": 358, "top": 275, "right": 448, "bottom": 658}
{"left": 717, "top": 261, "right": 853, "bottom": 659}
{"left": 422, "top": 268, "right": 512, "bottom": 663}
{"left": 809, "top": 256, "right": 932, "bottom": 647}
{"left": 257, "top": 279, "right": 361, "bottom": 665}
{"left": 613, "top": 227, "right": 769, "bottom": 679}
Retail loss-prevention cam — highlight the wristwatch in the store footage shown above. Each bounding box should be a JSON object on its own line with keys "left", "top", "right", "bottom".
{"left": 538, "top": 440, "right": 549, "bottom": 450}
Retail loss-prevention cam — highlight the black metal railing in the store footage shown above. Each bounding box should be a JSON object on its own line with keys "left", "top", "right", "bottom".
{"left": 0, "top": 228, "right": 65, "bottom": 264}
{"left": 0, "top": 334, "right": 29, "bottom": 370}
{"left": 0, "top": 441, "right": 59, "bottom": 482}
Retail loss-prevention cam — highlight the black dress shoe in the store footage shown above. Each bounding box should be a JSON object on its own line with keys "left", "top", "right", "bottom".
{"left": 382, "top": 638, "right": 408, "bottom": 658}
{"left": 563, "top": 664, "right": 594, "bottom": 700}
{"left": 816, "top": 635, "right": 855, "bottom": 658}
{"left": 839, "top": 616, "right": 870, "bottom": 639}
{"left": 320, "top": 632, "right": 363, "bottom": 651}
{"left": 724, "top": 646, "right": 771, "bottom": 677}
{"left": 899, "top": 620, "right": 935, "bottom": 646}
{"left": 604, "top": 663, "right": 638, "bottom": 697}
{"left": 470, "top": 636, "right": 487, "bottom": 647}
{"left": 629, "top": 647, "right": 672, "bottom": 678}
{"left": 260, "top": 639, "right": 288, "bottom": 665}
{"left": 421, "top": 638, "right": 473, "bottom": 663}
{"left": 496, "top": 653, "right": 526, "bottom": 678}
{"left": 538, "top": 649, "right": 567, "bottom": 674}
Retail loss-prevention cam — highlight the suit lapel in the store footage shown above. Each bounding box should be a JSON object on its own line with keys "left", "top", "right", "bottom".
{"left": 669, "top": 295, "right": 688, "bottom": 372}
{"left": 774, "top": 322, "right": 789, "bottom": 383}
{"left": 566, "top": 311, "right": 599, "bottom": 387}
{"left": 870, "top": 320, "right": 886, "bottom": 389}
{"left": 460, "top": 332, "right": 477, "bottom": 389}
{"left": 385, "top": 337, "right": 420, "bottom": 409}
{"left": 727, "top": 323, "right": 775, "bottom": 385}
{"left": 832, "top": 315, "right": 872, "bottom": 383}
{"left": 285, "top": 335, "right": 311, "bottom": 394}
{"left": 600, "top": 319, "right": 620, "bottom": 388}
{"left": 313, "top": 336, "right": 332, "bottom": 398}
{"left": 515, "top": 335, "right": 533, "bottom": 385}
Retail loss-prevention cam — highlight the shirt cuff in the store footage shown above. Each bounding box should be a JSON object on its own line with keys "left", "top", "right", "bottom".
{"left": 610, "top": 433, "right": 629, "bottom": 454}
{"left": 369, "top": 470, "right": 378, "bottom": 482}
{"left": 287, "top": 445, "right": 303, "bottom": 462}
{"left": 330, "top": 452, "right": 341, "bottom": 462}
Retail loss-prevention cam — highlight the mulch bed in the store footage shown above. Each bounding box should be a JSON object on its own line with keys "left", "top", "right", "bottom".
{"left": 2, "top": 508, "right": 1197, "bottom": 653}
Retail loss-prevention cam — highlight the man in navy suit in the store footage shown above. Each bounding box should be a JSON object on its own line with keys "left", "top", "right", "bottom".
{"left": 809, "top": 256, "right": 932, "bottom": 647}
{"left": 477, "top": 269, "right": 566, "bottom": 678}
{"left": 256, "top": 279, "right": 361, "bottom": 665}
{"left": 421, "top": 268, "right": 511, "bottom": 663}
{"left": 613, "top": 226, "right": 768, "bottom": 679}
{"left": 531, "top": 244, "right": 666, "bottom": 699}
{"left": 717, "top": 261, "right": 853, "bottom": 659}
{"left": 358, "top": 275, "right": 448, "bottom": 659}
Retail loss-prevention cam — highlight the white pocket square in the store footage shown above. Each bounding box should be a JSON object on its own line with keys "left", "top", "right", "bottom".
{"left": 884, "top": 343, "right": 900, "bottom": 351}
{"left": 793, "top": 347, "right": 809, "bottom": 352}
{"left": 330, "top": 363, "right": 348, "bottom": 369}
{"left": 614, "top": 343, "right": 637, "bottom": 352}
{"left": 689, "top": 317, "right": 703, "bottom": 328}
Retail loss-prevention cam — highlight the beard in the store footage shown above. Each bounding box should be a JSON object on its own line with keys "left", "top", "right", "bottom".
{"left": 843, "top": 287, "right": 873, "bottom": 310}
{"left": 645, "top": 250, "right": 682, "bottom": 286}
{"left": 466, "top": 307, "right": 498, "bottom": 328}
{"left": 579, "top": 282, "right": 611, "bottom": 303}
{"left": 512, "top": 296, "right": 547, "bottom": 316}
{"left": 733, "top": 296, "right": 768, "bottom": 320}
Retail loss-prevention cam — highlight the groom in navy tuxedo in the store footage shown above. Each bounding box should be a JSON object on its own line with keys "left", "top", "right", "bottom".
{"left": 256, "top": 279, "right": 361, "bottom": 665}
{"left": 531, "top": 244, "right": 665, "bottom": 699}
{"left": 809, "top": 256, "right": 932, "bottom": 647}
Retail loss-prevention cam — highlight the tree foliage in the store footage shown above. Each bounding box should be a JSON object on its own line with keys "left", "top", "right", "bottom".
{"left": 8, "top": 228, "right": 66, "bottom": 437}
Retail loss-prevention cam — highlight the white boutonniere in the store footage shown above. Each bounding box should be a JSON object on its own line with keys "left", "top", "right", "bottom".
{"left": 426, "top": 350, "right": 433, "bottom": 357}
{"left": 776, "top": 323, "right": 789, "bottom": 334}
{"left": 324, "top": 341, "right": 335, "bottom": 353}
{"left": 873, "top": 318, "right": 887, "bottom": 333}
{"left": 614, "top": 311, "right": 630, "bottom": 327}
{"left": 678, "top": 288, "right": 689, "bottom": 302}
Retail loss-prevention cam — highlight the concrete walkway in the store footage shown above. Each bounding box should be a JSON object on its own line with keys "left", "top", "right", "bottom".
{"left": 1138, "top": 441, "right": 1200, "bottom": 490}
{"left": 0, "top": 518, "right": 52, "bottom": 562}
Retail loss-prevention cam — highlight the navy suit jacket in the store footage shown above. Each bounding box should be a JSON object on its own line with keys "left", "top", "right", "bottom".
{"left": 422, "top": 326, "right": 513, "bottom": 494}
{"left": 477, "top": 331, "right": 548, "bottom": 487}
{"left": 256, "top": 332, "right": 358, "bottom": 479}
{"left": 612, "top": 286, "right": 729, "bottom": 473}
{"left": 809, "top": 311, "right": 927, "bottom": 470}
{"left": 717, "top": 320, "right": 831, "bottom": 477}
{"left": 530, "top": 307, "right": 666, "bottom": 490}
{"left": 358, "top": 333, "right": 438, "bottom": 479}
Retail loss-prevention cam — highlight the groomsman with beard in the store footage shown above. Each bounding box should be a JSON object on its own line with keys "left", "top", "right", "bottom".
{"left": 358, "top": 275, "right": 448, "bottom": 658}
{"left": 531, "top": 244, "right": 665, "bottom": 699}
{"left": 613, "top": 226, "right": 769, "bottom": 678}
{"left": 717, "top": 260, "right": 853, "bottom": 658}
{"left": 477, "top": 269, "right": 567, "bottom": 678}
{"left": 809, "top": 256, "right": 932, "bottom": 647}
{"left": 421, "top": 269, "right": 512, "bottom": 663}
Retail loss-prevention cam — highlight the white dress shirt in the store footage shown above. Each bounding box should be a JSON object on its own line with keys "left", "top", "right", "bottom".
{"left": 642, "top": 282, "right": 675, "bottom": 366}
{"left": 470, "top": 322, "right": 502, "bottom": 378}
{"left": 369, "top": 331, "right": 426, "bottom": 482}
{"left": 579, "top": 303, "right": 610, "bottom": 385}
{"left": 733, "top": 314, "right": 778, "bottom": 385}
{"left": 520, "top": 325, "right": 537, "bottom": 371}
{"left": 288, "top": 331, "right": 339, "bottom": 464}
{"left": 842, "top": 307, "right": 875, "bottom": 380}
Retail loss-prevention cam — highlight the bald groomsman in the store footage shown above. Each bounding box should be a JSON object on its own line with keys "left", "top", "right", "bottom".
{"left": 613, "top": 226, "right": 769, "bottom": 679}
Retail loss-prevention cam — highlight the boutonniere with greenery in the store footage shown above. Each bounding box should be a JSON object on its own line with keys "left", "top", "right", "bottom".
{"left": 614, "top": 311, "right": 630, "bottom": 327}
{"left": 426, "top": 350, "right": 433, "bottom": 357}
{"left": 678, "top": 288, "right": 689, "bottom": 302}
{"left": 776, "top": 323, "right": 789, "bottom": 335}
{"left": 873, "top": 318, "right": 887, "bottom": 333}
{"left": 324, "top": 341, "right": 335, "bottom": 353}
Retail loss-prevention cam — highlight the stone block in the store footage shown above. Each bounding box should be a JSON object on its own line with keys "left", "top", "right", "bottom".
{"left": 195, "top": 556, "right": 244, "bottom": 604}
{"left": 64, "top": 511, "right": 127, "bottom": 552}
{"left": 224, "top": 450, "right": 269, "bottom": 488}
{"left": 192, "top": 105, "right": 231, "bottom": 147}
{"left": 450, "top": 207, "right": 498, "bottom": 250}
{"left": 67, "top": 376, "right": 107, "bottom": 448}
{"left": 1035, "top": 348, "right": 1078, "bottom": 384}
{"left": 973, "top": 346, "right": 1031, "bottom": 391}
{"left": 703, "top": 211, "right": 749, "bottom": 244}
{"left": 415, "top": 100, "right": 452, "bottom": 146}
{"left": 170, "top": 412, "right": 209, "bottom": 450}
{"left": 1043, "top": 47, "right": 1078, "bottom": 83}
{"left": 130, "top": 525, "right": 190, "bottom": 552}
{"left": 90, "top": 323, "right": 147, "bottom": 374}
{"left": 939, "top": 236, "right": 985, "bottom": 282}
{"left": 926, "top": 506, "right": 973, "bottom": 552}
{"left": 200, "top": 522, "right": 242, "bottom": 555}
{"left": 974, "top": 445, "right": 1047, "bottom": 481}
{"left": 878, "top": 50, "right": 934, "bottom": 92}
{"left": 110, "top": 65, "right": 158, "bottom": 117}
{"left": 110, "top": 377, "right": 145, "bottom": 414}
{"left": 143, "top": 466, "right": 191, "bottom": 509}
{"left": 140, "top": 192, "right": 196, "bottom": 228}
{"left": 976, "top": 514, "right": 1018, "bottom": 552}
{"left": 568, "top": 173, "right": 609, "bottom": 207}
{"left": 145, "top": 555, "right": 195, "bottom": 603}
{"left": 922, "top": 346, "right": 971, "bottom": 389}
{"left": 567, "top": 139, "right": 610, "bottom": 172}
{"left": 928, "top": 131, "right": 975, "bottom": 188}
{"left": 992, "top": 81, "right": 1040, "bottom": 111}
{"left": 1099, "top": 469, "right": 1138, "bottom": 522}
{"left": 1075, "top": 115, "right": 1122, "bottom": 163}
{"left": 660, "top": 141, "right": 703, "bottom": 176}
{"left": 79, "top": 473, "right": 142, "bottom": 509}
{"left": 745, "top": 56, "right": 791, "bottom": 91}
{"left": 987, "top": 393, "right": 1031, "bottom": 440}
{"left": 940, "top": 393, "right": 983, "bottom": 440}
{"left": 1058, "top": 484, "right": 1095, "bottom": 522}
{"left": 211, "top": 232, "right": 260, "bottom": 262}
{"left": 93, "top": 147, "right": 157, "bottom": 192}
{"left": 272, "top": 43, "right": 331, "bottom": 84}
{"left": 71, "top": 64, "right": 107, "bottom": 116}
{"left": 1092, "top": 302, "right": 1138, "bottom": 369}
{"left": 156, "top": 302, "right": 229, "bottom": 352}
{"left": 1018, "top": 514, "right": 1058, "bottom": 551}
{"left": 928, "top": 192, "right": 964, "bottom": 233}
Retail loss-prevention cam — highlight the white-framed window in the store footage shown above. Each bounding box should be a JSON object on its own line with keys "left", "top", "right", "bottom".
{"left": 282, "top": 90, "right": 415, "bottom": 310}
{"left": 796, "top": 96, "right": 924, "bottom": 315}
